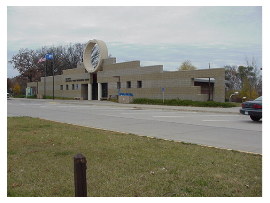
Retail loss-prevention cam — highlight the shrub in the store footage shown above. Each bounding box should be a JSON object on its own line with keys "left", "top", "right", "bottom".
{"left": 132, "top": 98, "right": 236, "bottom": 108}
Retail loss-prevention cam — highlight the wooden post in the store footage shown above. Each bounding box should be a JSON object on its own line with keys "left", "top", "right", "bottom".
{"left": 74, "top": 154, "right": 87, "bottom": 197}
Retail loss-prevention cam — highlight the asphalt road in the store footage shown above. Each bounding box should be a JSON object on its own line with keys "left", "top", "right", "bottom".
{"left": 7, "top": 98, "right": 262, "bottom": 154}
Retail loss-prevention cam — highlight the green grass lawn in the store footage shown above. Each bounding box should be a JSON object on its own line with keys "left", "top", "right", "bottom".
{"left": 7, "top": 117, "right": 262, "bottom": 197}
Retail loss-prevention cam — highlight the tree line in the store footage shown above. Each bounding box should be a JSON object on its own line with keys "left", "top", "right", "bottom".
{"left": 225, "top": 61, "right": 262, "bottom": 101}
{"left": 8, "top": 43, "right": 85, "bottom": 95}
{"left": 9, "top": 43, "right": 85, "bottom": 82}
{"left": 178, "top": 59, "right": 262, "bottom": 101}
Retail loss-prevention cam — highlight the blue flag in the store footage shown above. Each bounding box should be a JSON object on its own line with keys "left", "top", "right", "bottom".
{"left": 45, "top": 53, "right": 53, "bottom": 60}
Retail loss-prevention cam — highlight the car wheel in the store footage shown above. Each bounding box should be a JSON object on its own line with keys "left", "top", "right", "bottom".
{"left": 250, "top": 115, "right": 261, "bottom": 121}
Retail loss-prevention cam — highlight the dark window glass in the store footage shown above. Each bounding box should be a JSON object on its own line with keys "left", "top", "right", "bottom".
{"left": 127, "top": 81, "right": 131, "bottom": 88}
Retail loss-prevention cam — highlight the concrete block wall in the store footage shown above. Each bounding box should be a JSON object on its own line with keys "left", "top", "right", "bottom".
{"left": 28, "top": 67, "right": 91, "bottom": 99}
{"left": 98, "top": 60, "right": 225, "bottom": 102}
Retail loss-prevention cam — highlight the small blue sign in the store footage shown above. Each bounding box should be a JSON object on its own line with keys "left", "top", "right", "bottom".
{"left": 119, "top": 93, "right": 133, "bottom": 96}
{"left": 45, "top": 53, "right": 54, "bottom": 60}
{"left": 162, "top": 88, "right": 165, "bottom": 92}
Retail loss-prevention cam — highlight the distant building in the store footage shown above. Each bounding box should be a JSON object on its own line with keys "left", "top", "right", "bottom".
{"left": 27, "top": 39, "right": 225, "bottom": 102}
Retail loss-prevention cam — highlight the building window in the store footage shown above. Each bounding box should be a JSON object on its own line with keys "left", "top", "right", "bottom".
{"left": 76, "top": 84, "right": 79, "bottom": 90}
{"left": 66, "top": 84, "right": 69, "bottom": 90}
{"left": 126, "top": 81, "right": 131, "bottom": 88}
{"left": 137, "top": 81, "right": 142, "bottom": 88}
{"left": 72, "top": 84, "right": 75, "bottom": 90}
{"left": 117, "top": 82, "right": 121, "bottom": 89}
{"left": 60, "top": 85, "right": 63, "bottom": 90}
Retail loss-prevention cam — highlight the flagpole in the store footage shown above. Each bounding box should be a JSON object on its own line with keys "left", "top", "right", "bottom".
{"left": 44, "top": 59, "right": 47, "bottom": 98}
{"left": 52, "top": 59, "right": 54, "bottom": 100}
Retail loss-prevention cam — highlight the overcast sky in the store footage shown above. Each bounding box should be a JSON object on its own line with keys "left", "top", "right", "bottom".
{"left": 7, "top": 6, "right": 262, "bottom": 77}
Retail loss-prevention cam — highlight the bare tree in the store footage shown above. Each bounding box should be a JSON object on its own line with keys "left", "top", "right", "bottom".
{"left": 9, "top": 48, "right": 41, "bottom": 82}
{"left": 9, "top": 43, "right": 86, "bottom": 82}
{"left": 225, "top": 65, "right": 241, "bottom": 91}
{"left": 224, "top": 58, "right": 262, "bottom": 100}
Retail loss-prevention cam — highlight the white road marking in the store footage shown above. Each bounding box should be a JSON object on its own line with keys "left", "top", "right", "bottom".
{"left": 120, "top": 112, "right": 198, "bottom": 116}
{"left": 153, "top": 116, "right": 185, "bottom": 118}
{"left": 203, "top": 120, "right": 230, "bottom": 122}
{"left": 200, "top": 115, "right": 239, "bottom": 117}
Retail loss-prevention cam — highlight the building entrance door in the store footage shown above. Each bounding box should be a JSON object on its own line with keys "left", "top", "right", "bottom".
{"left": 101, "top": 83, "right": 108, "bottom": 98}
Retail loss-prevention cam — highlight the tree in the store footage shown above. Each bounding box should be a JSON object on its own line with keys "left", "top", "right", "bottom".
{"left": 12, "top": 83, "right": 21, "bottom": 96}
{"left": 224, "top": 59, "right": 262, "bottom": 101}
{"left": 35, "top": 43, "right": 85, "bottom": 77}
{"left": 256, "top": 75, "right": 262, "bottom": 96}
{"left": 239, "top": 77, "right": 258, "bottom": 99}
{"left": 7, "top": 78, "right": 13, "bottom": 93}
{"left": 7, "top": 75, "right": 28, "bottom": 95}
{"left": 225, "top": 65, "right": 241, "bottom": 91}
{"left": 9, "top": 48, "right": 40, "bottom": 82}
{"left": 178, "top": 60, "right": 197, "bottom": 71}
{"left": 9, "top": 43, "right": 85, "bottom": 82}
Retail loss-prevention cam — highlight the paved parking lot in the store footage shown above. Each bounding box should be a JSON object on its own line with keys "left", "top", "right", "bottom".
{"left": 7, "top": 98, "right": 262, "bottom": 154}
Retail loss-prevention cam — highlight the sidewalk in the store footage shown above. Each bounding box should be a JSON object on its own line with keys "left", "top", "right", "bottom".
{"left": 12, "top": 98, "right": 240, "bottom": 114}
{"left": 60, "top": 99, "right": 241, "bottom": 114}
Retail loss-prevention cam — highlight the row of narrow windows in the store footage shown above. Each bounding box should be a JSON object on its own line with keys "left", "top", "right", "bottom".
{"left": 60, "top": 84, "right": 78, "bottom": 90}
{"left": 60, "top": 81, "right": 143, "bottom": 90}
{"left": 118, "top": 81, "right": 142, "bottom": 89}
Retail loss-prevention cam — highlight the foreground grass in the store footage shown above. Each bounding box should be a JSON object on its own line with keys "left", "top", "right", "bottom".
{"left": 133, "top": 98, "right": 237, "bottom": 108}
{"left": 7, "top": 117, "right": 261, "bottom": 197}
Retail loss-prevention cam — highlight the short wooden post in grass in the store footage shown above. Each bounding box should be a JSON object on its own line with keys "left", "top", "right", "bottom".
{"left": 74, "top": 154, "right": 87, "bottom": 197}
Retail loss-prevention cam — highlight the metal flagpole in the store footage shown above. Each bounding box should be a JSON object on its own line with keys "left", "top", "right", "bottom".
{"left": 52, "top": 59, "right": 54, "bottom": 100}
{"left": 45, "top": 53, "right": 54, "bottom": 99}
{"left": 44, "top": 59, "right": 47, "bottom": 98}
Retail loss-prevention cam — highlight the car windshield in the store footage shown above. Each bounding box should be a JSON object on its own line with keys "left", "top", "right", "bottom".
{"left": 255, "top": 96, "right": 262, "bottom": 101}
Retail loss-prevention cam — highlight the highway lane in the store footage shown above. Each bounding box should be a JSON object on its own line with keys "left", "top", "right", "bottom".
{"left": 7, "top": 98, "right": 262, "bottom": 154}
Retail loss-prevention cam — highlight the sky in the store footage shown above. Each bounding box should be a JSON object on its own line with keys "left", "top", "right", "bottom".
{"left": 6, "top": 5, "right": 262, "bottom": 78}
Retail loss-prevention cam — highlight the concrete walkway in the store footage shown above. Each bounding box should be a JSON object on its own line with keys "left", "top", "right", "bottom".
{"left": 15, "top": 98, "right": 240, "bottom": 114}
{"left": 91, "top": 101, "right": 241, "bottom": 114}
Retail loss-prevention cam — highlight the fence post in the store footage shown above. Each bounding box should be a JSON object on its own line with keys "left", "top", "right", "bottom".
{"left": 74, "top": 154, "right": 87, "bottom": 197}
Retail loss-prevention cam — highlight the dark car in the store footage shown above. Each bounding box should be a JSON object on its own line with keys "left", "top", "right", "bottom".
{"left": 240, "top": 96, "right": 262, "bottom": 121}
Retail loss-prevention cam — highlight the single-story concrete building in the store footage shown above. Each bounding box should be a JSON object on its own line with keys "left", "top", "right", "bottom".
{"left": 27, "top": 39, "right": 225, "bottom": 102}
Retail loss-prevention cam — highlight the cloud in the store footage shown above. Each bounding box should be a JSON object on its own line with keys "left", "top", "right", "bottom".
{"left": 7, "top": 6, "right": 262, "bottom": 77}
